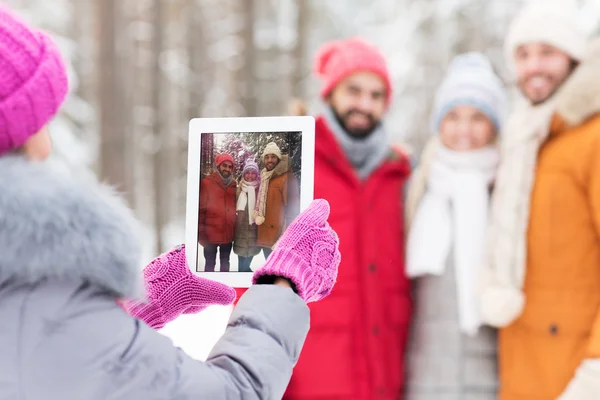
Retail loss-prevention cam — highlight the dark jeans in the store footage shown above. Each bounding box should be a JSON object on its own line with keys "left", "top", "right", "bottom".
{"left": 203, "top": 242, "right": 233, "bottom": 272}
{"left": 262, "top": 247, "right": 273, "bottom": 260}
{"left": 238, "top": 256, "right": 254, "bottom": 272}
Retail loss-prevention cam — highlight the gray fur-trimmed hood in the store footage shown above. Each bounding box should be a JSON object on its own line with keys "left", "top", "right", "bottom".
{"left": 0, "top": 155, "right": 143, "bottom": 298}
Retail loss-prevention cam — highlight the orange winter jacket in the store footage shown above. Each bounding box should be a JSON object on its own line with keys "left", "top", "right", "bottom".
{"left": 256, "top": 155, "right": 300, "bottom": 248}
{"left": 499, "top": 40, "right": 600, "bottom": 400}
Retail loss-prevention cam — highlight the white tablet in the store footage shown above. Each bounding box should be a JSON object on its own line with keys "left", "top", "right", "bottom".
{"left": 185, "top": 116, "right": 315, "bottom": 288}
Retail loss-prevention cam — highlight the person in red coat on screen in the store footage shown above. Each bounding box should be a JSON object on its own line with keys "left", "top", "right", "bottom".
{"left": 198, "top": 153, "right": 237, "bottom": 272}
{"left": 282, "top": 38, "right": 412, "bottom": 399}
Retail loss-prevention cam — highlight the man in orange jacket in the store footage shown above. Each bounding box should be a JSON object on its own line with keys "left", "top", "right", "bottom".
{"left": 255, "top": 141, "right": 300, "bottom": 259}
{"left": 480, "top": 1, "right": 600, "bottom": 399}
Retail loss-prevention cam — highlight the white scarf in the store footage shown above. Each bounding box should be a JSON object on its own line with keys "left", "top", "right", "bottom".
{"left": 255, "top": 168, "right": 276, "bottom": 224}
{"left": 236, "top": 180, "right": 259, "bottom": 225}
{"left": 479, "top": 100, "right": 556, "bottom": 327}
{"left": 407, "top": 145, "right": 499, "bottom": 336}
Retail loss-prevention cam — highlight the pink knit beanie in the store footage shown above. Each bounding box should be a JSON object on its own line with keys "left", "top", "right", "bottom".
{"left": 314, "top": 37, "right": 392, "bottom": 105}
{"left": 0, "top": 5, "right": 69, "bottom": 156}
{"left": 216, "top": 153, "right": 235, "bottom": 168}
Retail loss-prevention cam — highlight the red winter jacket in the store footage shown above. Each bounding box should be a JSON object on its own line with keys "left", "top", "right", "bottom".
{"left": 198, "top": 172, "right": 236, "bottom": 245}
{"left": 284, "top": 116, "right": 412, "bottom": 400}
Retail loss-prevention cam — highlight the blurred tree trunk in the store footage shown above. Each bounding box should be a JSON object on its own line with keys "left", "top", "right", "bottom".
{"left": 254, "top": 0, "right": 283, "bottom": 116}
{"left": 187, "top": 0, "right": 206, "bottom": 119}
{"left": 152, "top": 0, "right": 167, "bottom": 252}
{"left": 240, "top": 0, "right": 256, "bottom": 116}
{"left": 195, "top": 0, "right": 239, "bottom": 117}
{"left": 69, "top": 2, "right": 85, "bottom": 98}
{"left": 71, "top": 1, "right": 95, "bottom": 105}
{"left": 158, "top": 0, "right": 189, "bottom": 249}
{"left": 71, "top": 0, "right": 99, "bottom": 173}
{"left": 291, "top": 0, "right": 308, "bottom": 99}
{"left": 183, "top": 0, "right": 207, "bottom": 225}
{"left": 124, "top": 0, "right": 159, "bottom": 257}
{"left": 97, "top": 0, "right": 133, "bottom": 205}
{"left": 223, "top": 0, "right": 256, "bottom": 117}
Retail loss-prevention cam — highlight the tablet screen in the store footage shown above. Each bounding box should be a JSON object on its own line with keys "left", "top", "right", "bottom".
{"left": 196, "top": 131, "right": 302, "bottom": 273}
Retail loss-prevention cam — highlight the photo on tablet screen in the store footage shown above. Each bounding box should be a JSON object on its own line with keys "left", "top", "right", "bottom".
{"left": 196, "top": 131, "right": 302, "bottom": 273}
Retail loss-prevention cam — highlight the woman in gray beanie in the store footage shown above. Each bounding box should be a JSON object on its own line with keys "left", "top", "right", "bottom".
{"left": 404, "top": 52, "right": 508, "bottom": 399}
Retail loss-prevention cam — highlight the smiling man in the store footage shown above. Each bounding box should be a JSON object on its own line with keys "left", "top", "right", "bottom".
{"left": 480, "top": 1, "right": 600, "bottom": 399}
{"left": 282, "top": 38, "right": 412, "bottom": 400}
{"left": 255, "top": 141, "right": 299, "bottom": 258}
{"left": 198, "top": 153, "right": 237, "bottom": 272}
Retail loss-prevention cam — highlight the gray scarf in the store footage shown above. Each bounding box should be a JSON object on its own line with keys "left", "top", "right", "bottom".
{"left": 217, "top": 169, "right": 234, "bottom": 187}
{"left": 323, "top": 106, "right": 391, "bottom": 180}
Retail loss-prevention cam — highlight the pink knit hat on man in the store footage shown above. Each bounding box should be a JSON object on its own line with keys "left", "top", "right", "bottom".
{"left": 215, "top": 153, "right": 235, "bottom": 168}
{"left": 0, "top": 5, "right": 69, "bottom": 156}
{"left": 314, "top": 37, "right": 392, "bottom": 105}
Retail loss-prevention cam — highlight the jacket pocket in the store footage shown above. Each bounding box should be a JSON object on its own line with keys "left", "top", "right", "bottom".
{"left": 518, "top": 288, "right": 598, "bottom": 337}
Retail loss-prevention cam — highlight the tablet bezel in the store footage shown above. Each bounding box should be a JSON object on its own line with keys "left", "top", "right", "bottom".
{"left": 185, "top": 116, "right": 315, "bottom": 287}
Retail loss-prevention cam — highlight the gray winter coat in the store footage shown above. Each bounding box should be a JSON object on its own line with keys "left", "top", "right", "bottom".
{"left": 0, "top": 155, "right": 309, "bottom": 400}
{"left": 405, "top": 258, "right": 498, "bottom": 400}
{"left": 233, "top": 183, "right": 260, "bottom": 258}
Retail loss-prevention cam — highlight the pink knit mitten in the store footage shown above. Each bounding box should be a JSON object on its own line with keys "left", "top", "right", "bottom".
{"left": 252, "top": 199, "right": 341, "bottom": 303}
{"left": 120, "top": 244, "right": 236, "bottom": 329}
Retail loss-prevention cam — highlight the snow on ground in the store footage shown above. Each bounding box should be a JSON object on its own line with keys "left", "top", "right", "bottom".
{"left": 158, "top": 304, "right": 234, "bottom": 361}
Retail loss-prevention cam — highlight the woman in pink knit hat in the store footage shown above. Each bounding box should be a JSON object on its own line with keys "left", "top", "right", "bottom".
{"left": 0, "top": 6, "right": 340, "bottom": 399}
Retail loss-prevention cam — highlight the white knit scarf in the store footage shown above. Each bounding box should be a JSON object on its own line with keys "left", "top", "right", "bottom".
{"left": 479, "top": 100, "right": 556, "bottom": 327}
{"left": 236, "top": 179, "right": 259, "bottom": 225}
{"left": 255, "top": 168, "right": 276, "bottom": 225}
{"left": 407, "top": 145, "right": 499, "bottom": 336}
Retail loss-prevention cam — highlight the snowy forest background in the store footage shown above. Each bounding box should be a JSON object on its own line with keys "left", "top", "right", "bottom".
{"left": 202, "top": 131, "right": 301, "bottom": 179}
{"left": 7, "top": 0, "right": 600, "bottom": 360}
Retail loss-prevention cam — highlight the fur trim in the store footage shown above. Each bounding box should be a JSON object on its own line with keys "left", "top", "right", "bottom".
{"left": 269, "top": 154, "right": 291, "bottom": 178}
{"left": 555, "top": 38, "right": 600, "bottom": 127}
{"left": 0, "top": 155, "right": 143, "bottom": 298}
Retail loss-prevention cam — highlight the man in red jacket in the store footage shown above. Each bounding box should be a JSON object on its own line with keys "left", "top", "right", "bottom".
{"left": 284, "top": 38, "right": 412, "bottom": 399}
{"left": 198, "top": 153, "right": 237, "bottom": 272}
